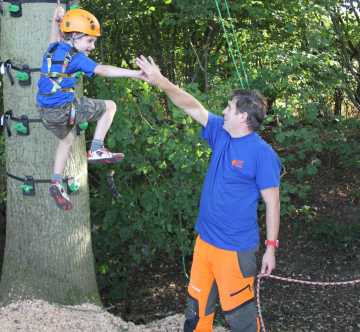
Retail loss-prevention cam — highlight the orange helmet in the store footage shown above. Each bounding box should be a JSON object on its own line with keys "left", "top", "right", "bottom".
{"left": 60, "top": 9, "right": 101, "bottom": 37}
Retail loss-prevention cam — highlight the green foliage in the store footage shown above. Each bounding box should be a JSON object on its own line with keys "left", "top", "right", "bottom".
{"left": 77, "top": 0, "right": 360, "bottom": 302}
{"left": 309, "top": 218, "right": 360, "bottom": 250}
{"left": 89, "top": 78, "right": 212, "bottom": 299}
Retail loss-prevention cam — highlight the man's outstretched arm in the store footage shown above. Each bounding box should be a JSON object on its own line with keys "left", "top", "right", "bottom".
{"left": 136, "top": 56, "right": 208, "bottom": 127}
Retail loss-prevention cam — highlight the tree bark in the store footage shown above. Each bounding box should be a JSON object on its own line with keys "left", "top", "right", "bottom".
{"left": 0, "top": 2, "right": 100, "bottom": 305}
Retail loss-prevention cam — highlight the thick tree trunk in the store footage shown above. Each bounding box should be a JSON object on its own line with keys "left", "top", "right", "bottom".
{"left": 0, "top": 2, "right": 100, "bottom": 305}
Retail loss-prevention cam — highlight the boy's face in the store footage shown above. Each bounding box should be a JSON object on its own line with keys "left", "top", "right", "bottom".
{"left": 73, "top": 35, "right": 97, "bottom": 55}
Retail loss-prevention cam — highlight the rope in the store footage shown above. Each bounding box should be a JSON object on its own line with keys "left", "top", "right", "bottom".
{"left": 223, "top": 0, "right": 249, "bottom": 88}
{"left": 214, "top": 0, "right": 249, "bottom": 89}
{"left": 256, "top": 274, "right": 360, "bottom": 332}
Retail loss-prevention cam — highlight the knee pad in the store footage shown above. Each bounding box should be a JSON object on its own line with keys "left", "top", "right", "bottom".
{"left": 224, "top": 300, "right": 258, "bottom": 332}
{"left": 184, "top": 296, "right": 199, "bottom": 332}
{"left": 184, "top": 317, "right": 199, "bottom": 332}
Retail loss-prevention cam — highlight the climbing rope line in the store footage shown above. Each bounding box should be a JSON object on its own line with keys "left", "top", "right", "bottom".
{"left": 256, "top": 274, "right": 360, "bottom": 332}
{"left": 223, "top": 0, "right": 249, "bottom": 88}
{"left": 214, "top": 0, "right": 249, "bottom": 89}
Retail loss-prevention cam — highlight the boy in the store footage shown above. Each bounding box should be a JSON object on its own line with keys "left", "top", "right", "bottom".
{"left": 37, "top": 6, "right": 143, "bottom": 211}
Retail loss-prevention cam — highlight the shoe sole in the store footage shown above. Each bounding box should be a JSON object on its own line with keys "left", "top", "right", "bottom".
{"left": 49, "top": 186, "right": 73, "bottom": 211}
{"left": 88, "top": 155, "right": 124, "bottom": 164}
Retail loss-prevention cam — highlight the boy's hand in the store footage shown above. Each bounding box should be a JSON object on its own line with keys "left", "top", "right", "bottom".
{"left": 134, "top": 69, "right": 148, "bottom": 81}
{"left": 53, "top": 5, "right": 65, "bottom": 23}
{"left": 136, "top": 55, "right": 165, "bottom": 87}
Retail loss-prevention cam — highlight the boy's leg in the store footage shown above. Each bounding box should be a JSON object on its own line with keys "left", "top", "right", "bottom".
{"left": 214, "top": 249, "right": 260, "bottom": 332}
{"left": 38, "top": 104, "right": 74, "bottom": 211}
{"left": 49, "top": 131, "right": 75, "bottom": 211}
{"left": 93, "top": 100, "right": 117, "bottom": 142}
{"left": 74, "top": 97, "right": 124, "bottom": 164}
{"left": 184, "top": 237, "right": 218, "bottom": 332}
{"left": 53, "top": 131, "right": 76, "bottom": 175}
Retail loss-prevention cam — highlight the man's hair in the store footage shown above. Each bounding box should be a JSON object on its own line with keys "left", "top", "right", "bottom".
{"left": 231, "top": 89, "right": 268, "bottom": 131}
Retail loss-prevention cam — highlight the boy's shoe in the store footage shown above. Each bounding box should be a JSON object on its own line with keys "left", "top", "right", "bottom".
{"left": 87, "top": 147, "right": 124, "bottom": 164}
{"left": 49, "top": 181, "right": 73, "bottom": 211}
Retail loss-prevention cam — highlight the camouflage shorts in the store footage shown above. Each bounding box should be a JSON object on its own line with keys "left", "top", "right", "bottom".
{"left": 38, "top": 96, "right": 107, "bottom": 139}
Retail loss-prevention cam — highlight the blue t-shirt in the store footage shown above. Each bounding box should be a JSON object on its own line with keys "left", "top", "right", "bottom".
{"left": 196, "top": 113, "right": 281, "bottom": 251}
{"left": 36, "top": 42, "right": 98, "bottom": 108}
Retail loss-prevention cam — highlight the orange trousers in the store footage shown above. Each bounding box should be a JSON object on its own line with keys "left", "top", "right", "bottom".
{"left": 184, "top": 236, "right": 261, "bottom": 332}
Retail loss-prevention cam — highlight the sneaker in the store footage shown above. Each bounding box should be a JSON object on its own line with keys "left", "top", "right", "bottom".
{"left": 49, "top": 181, "right": 73, "bottom": 211}
{"left": 87, "top": 147, "right": 124, "bottom": 164}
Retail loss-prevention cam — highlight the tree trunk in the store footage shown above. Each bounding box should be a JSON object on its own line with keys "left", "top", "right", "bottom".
{"left": 334, "top": 88, "right": 343, "bottom": 117}
{"left": 0, "top": 2, "right": 100, "bottom": 305}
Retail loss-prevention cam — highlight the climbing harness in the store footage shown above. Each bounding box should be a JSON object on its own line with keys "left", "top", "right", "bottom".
{"left": 0, "top": 60, "right": 40, "bottom": 86}
{"left": 256, "top": 273, "right": 360, "bottom": 332}
{"left": 214, "top": 0, "right": 250, "bottom": 89}
{"left": 39, "top": 42, "right": 82, "bottom": 96}
{"left": 6, "top": 171, "right": 81, "bottom": 196}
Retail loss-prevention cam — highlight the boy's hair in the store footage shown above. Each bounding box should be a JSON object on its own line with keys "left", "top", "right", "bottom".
{"left": 231, "top": 89, "right": 268, "bottom": 131}
{"left": 63, "top": 32, "right": 87, "bottom": 41}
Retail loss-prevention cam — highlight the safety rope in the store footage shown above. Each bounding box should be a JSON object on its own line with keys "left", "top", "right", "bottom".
{"left": 222, "top": 0, "right": 249, "bottom": 88}
{"left": 256, "top": 274, "right": 360, "bottom": 332}
{"left": 214, "top": 0, "right": 250, "bottom": 89}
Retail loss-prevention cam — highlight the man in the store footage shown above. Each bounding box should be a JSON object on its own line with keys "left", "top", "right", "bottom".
{"left": 137, "top": 56, "right": 281, "bottom": 332}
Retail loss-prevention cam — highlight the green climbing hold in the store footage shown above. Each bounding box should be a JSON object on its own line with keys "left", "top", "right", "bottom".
{"left": 78, "top": 122, "right": 88, "bottom": 131}
{"left": 68, "top": 182, "right": 80, "bottom": 193}
{"left": 9, "top": 4, "right": 20, "bottom": 13}
{"left": 14, "top": 122, "right": 28, "bottom": 135}
{"left": 21, "top": 184, "right": 33, "bottom": 193}
{"left": 16, "top": 71, "right": 30, "bottom": 81}
{"left": 74, "top": 71, "right": 84, "bottom": 79}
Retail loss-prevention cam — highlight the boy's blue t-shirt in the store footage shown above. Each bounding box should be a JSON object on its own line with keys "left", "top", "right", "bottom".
{"left": 36, "top": 42, "right": 98, "bottom": 108}
{"left": 196, "top": 113, "right": 282, "bottom": 251}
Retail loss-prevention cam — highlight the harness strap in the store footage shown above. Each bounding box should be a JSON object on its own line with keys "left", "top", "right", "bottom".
{"left": 43, "top": 43, "right": 79, "bottom": 95}
{"left": 39, "top": 87, "right": 75, "bottom": 96}
{"left": 41, "top": 72, "right": 79, "bottom": 79}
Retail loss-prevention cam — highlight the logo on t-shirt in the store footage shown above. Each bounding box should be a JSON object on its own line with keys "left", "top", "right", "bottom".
{"left": 232, "top": 160, "right": 244, "bottom": 169}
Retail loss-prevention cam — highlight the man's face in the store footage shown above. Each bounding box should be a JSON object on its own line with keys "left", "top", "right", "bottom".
{"left": 73, "top": 35, "right": 97, "bottom": 55}
{"left": 222, "top": 98, "right": 247, "bottom": 133}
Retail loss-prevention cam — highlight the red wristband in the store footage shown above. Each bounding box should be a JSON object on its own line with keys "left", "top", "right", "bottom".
{"left": 265, "top": 240, "right": 279, "bottom": 248}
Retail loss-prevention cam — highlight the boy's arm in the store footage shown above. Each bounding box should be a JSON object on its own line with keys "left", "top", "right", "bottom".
{"left": 260, "top": 187, "right": 280, "bottom": 275}
{"left": 136, "top": 56, "right": 208, "bottom": 127}
{"left": 49, "top": 6, "right": 65, "bottom": 44}
{"left": 94, "top": 65, "right": 144, "bottom": 80}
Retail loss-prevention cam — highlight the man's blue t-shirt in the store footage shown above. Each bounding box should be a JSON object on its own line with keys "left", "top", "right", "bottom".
{"left": 36, "top": 42, "right": 97, "bottom": 108}
{"left": 195, "top": 113, "right": 281, "bottom": 251}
